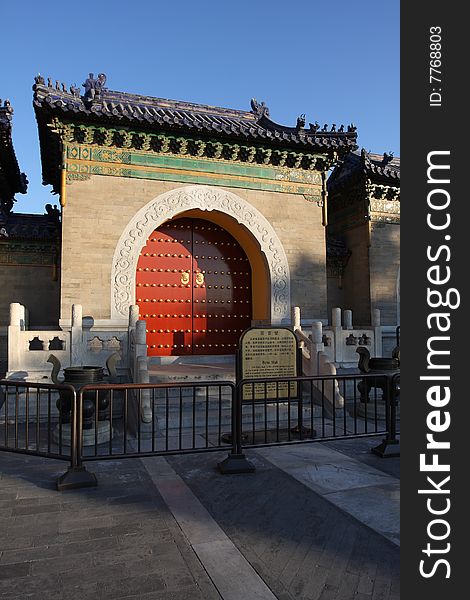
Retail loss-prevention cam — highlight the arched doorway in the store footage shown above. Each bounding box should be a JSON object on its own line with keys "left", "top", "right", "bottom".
{"left": 136, "top": 217, "right": 252, "bottom": 356}
{"left": 111, "top": 185, "right": 291, "bottom": 325}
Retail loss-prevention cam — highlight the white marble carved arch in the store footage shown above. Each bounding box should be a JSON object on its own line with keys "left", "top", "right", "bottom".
{"left": 110, "top": 185, "right": 291, "bottom": 324}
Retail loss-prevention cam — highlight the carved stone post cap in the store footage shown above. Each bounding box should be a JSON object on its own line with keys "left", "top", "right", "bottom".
{"left": 129, "top": 305, "right": 140, "bottom": 328}
{"left": 344, "top": 309, "right": 353, "bottom": 330}
{"left": 331, "top": 307, "right": 342, "bottom": 327}
{"left": 311, "top": 321, "right": 323, "bottom": 343}
{"left": 292, "top": 306, "right": 301, "bottom": 329}
{"left": 72, "top": 304, "right": 83, "bottom": 327}
{"left": 9, "top": 303, "right": 23, "bottom": 326}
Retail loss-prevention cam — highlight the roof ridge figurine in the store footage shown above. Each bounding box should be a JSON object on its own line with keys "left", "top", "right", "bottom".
{"left": 250, "top": 97, "right": 270, "bottom": 118}
{"left": 83, "top": 72, "right": 107, "bottom": 101}
{"left": 296, "top": 114, "right": 306, "bottom": 129}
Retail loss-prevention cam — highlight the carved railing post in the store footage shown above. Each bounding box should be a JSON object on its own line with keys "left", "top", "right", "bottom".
{"left": 292, "top": 306, "right": 301, "bottom": 331}
{"left": 137, "top": 356, "right": 152, "bottom": 423}
{"left": 134, "top": 320, "right": 147, "bottom": 380}
{"left": 311, "top": 321, "right": 324, "bottom": 374}
{"left": 128, "top": 305, "right": 139, "bottom": 374}
{"left": 129, "top": 305, "right": 139, "bottom": 330}
{"left": 371, "top": 308, "right": 383, "bottom": 357}
{"left": 331, "top": 307, "right": 343, "bottom": 364}
{"left": 7, "top": 303, "right": 23, "bottom": 373}
{"left": 18, "top": 304, "right": 26, "bottom": 331}
{"left": 71, "top": 304, "right": 83, "bottom": 366}
{"left": 344, "top": 309, "right": 353, "bottom": 330}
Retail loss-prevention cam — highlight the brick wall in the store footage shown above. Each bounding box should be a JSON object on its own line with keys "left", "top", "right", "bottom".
{"left": 0, "top": 264, "right": 59, "bottom": 328}
{"left": 340, "top": 223, "right": 371, "bottom": 325}
{"left": 61, "top": 177, "right": 328, "bottom": 324}
{"left": 369, "top": 222, "right": 400, "bottom": 325}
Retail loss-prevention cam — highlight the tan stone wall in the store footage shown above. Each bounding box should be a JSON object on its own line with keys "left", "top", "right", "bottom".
{"left": 369, "top": 222, "right": 400, "bottom": 326}
{"left": 327, "top": 276, "right": 344, "bottom": 320}
{"left": 340, "top": 224, "right": 371, "bottom": 326}
{"left": 337, "top": 222, "right": 400, "bottom": 327}
{"left": 61, "top": 176, "right": 327, "bottom": 323}
{"left": 0, "top": 264, "right": 59, "bottom": 329}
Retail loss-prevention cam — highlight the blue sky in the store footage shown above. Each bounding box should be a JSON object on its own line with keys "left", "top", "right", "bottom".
{"left": 3, "top": 1, "right": 399, "bottom": 214}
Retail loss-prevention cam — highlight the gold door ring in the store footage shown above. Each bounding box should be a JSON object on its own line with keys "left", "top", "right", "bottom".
{"left": 195, "top": 272, "right": 204, "bottom": 285}
{"left": 181, "top": 272, "right": 190, "bottom": 285}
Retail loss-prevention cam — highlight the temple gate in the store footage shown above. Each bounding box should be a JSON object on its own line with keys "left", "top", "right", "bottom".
{"left": 136, "top": 217, "right": 252, "bottom": 355}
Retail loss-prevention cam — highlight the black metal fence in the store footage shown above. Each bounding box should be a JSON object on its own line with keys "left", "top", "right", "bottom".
{"left": 0, "top": 380, "right": 77, "bottom": 461}
{"left": 1, "top": 371, "right": 399, "bottom": 489}
{"left": 75, "top": 381, "right": 235, "bottom": 461}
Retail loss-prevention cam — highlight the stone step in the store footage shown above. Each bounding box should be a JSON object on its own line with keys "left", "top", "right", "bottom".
{"left": 148, "top": 362, "right": 236, "bottom": 385}
{"left": 148, "top": 354, "right": 235, "bottom": 366}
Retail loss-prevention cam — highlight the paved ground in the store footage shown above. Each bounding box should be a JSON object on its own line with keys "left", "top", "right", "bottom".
{"left": 0, "top": 438, "right": 399, "bottom": 599}
{"left": 0, "top": 455, "right": 221, "bottom": 600}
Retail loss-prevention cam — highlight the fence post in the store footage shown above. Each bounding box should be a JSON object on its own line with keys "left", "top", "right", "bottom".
{"left": 56, "top": 386, "right": 98, "bottom": 490}
{"left": 218, "top": 383, "right": 255, "bottom": 474}
{"left": 371, "top": 374, "right": 400, "bottom": 458}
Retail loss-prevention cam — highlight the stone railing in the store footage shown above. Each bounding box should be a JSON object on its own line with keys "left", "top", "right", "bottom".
{"left": 6, "top": 302, "right": 130, "bottom": 382}
{"left": 292, "top": 307, "right": 344, "bottom": 412}
{"left": 127, "top": 309, "right": 152, "bottom": 425}
{"left": 295, "top": 307, "right": 384, "bottom": 369}
{"left": 291, "top": 305, "right": 393, "bottom": 411}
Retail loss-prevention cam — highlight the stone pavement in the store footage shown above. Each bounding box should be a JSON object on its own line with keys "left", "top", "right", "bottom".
{"left": 0, "top": 454, "right": 221, "bottom": 600}
{"left": 254, "top": 441, "right": 399, "bottom": 546}
{"left": 1, "top": 438, "right": 399, "bottom": 600}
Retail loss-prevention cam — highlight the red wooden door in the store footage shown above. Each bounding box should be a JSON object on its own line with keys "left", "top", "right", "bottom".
{"left": 136, "top": 218, "right": 252, "bottom": 356}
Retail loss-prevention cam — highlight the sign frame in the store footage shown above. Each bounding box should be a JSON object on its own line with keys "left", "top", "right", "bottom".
{"left": 236, "top": 326, "right": 302, "bottom": 402}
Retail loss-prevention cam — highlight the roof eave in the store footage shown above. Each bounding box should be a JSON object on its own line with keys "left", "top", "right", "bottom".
{"left": 0, "top": 106, "right": 28, "bottom": 200}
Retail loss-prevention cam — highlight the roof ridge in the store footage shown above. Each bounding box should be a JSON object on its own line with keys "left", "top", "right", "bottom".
{"left": 104, "top": 90, "right": 256, "bottom": 120}
{"left": 33, "top": 73, "right": 359, "bottom": 192}
{"left": 33, "top": 74, "right": 358, "bottom": 146}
